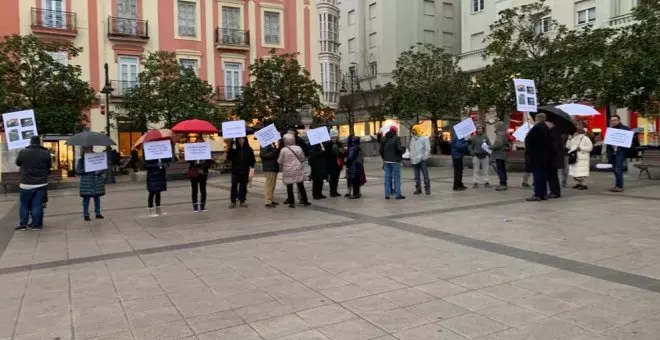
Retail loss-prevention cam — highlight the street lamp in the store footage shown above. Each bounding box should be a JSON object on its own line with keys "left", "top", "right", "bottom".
{"left": 101, "top": 63, "right": 116, "bottom": 184}
{"left": 339, "top": 65, "right": 361, "bottom": 136}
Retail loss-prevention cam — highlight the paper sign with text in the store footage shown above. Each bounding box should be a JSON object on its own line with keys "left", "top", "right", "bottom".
{"left": 307, "top": 127, "right": 331, "bottom": 145}
{"left": 453, "top": 119, "right": 477, "bottom": 139}
{"left": 254, "top": 124, "right": 280, "bottom": 147}
{"left": 83, "top": 152, "right": 108, "bottom": 172}
{"left": 604, "top": 128, "right": 634, "bottom": 148}
{"left": 222, "top": 120, "right": 247, "bottom": 139}
{"left": 184, "top": 142, "right": 212, "bottom": 161}
{"left": 513, "top": 78, "right": 538, "bottom": 113}
{"left": 513, "top": 123, "right": 531, "bottom": 142}
{"left": 2, "top": 109, "right": 39, "bottom": 150}
{"left": 144, "top": 140, "right": 173, "bottom": 160}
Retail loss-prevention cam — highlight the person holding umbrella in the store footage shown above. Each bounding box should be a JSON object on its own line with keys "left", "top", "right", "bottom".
{"left": 77, "top": 147, "right": 106, "bottom": 221}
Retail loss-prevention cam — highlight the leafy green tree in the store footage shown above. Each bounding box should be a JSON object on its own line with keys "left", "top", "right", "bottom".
{"left": 236, "top": 50, "right": 322, "bottom": 129}
{"left": 0, "top": 34, "right": 95, "bottom": 134}
{"left": 121, "top": 51, "right": 222, "bottom": 129}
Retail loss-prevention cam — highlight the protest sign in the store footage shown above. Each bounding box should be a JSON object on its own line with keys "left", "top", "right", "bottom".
{"left": 513, "top": 79, "right": 538, "bottom": 113}
{"left": 453, "top": 119, "right": 476, "bottom": 139}
{"left": 481, "top": 142, "right": 492, "bottom": 155}
{"left": 144, "top": 140, "right": 173, "bottom": 160}
{"left": 83, "top": 152, "right": 108, "bottom": 172}
{"left": 604, "top": 127, "right": 634, "bottom": 148}
{"left": 222, "top": 120, "right": 246, "bottom": 139}
{"left": 513, "top": 123, "right": 531, "bottom": 142}
{"left": 254, "top": 124, "right": 280, "bottom": 147}
{"left": 183, "top": 142, "right": 211, "bottom": 161}
{"left": 2, "top": 109, "right": 38, "bottom": 150}
{"left": 307, "top": 127, "right": 331, "bottom": 145}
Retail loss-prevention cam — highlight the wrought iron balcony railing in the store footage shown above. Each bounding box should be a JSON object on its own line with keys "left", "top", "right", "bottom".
{"left": 31, "top": 7, "right": 77, "bottom": 33}
{"left": 108, "top": 17, "right": 149, "bottom": 39}
{"left": 215, "top": 28, "right": 250, "bottom": 47}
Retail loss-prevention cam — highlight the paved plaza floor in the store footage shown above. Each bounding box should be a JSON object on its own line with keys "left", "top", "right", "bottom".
{"left": 1, "top": 159, "right": 660, "bottom": 340}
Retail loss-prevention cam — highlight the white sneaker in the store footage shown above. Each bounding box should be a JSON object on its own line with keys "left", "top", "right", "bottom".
{"left": 148, "top": 208, "right": 158, "bottom": 217}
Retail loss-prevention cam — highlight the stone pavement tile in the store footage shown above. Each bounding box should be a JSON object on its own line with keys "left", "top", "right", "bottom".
{"left": 15, "top": 310, "right": 70, "bottom": 336}
{"left": 114, "top": 276, "right": 164, "bottom": 302}
{"left": 166, "top": 288, "right": 230, "bottom": 318}
{"left": 277, "top": 266, "right": 330, "bottom": 281}
{"left": 234, "top": 300, "right": 296, "bottom": 323}
{"left": 588, "top": 298, "right": 660, "bottom": 321}
{"left": 196, "top": 324, "right": 262, "bottom": 340}
{"left": 300, "top": 275, "right": 349, "bottom": 291}
{"left": 603, "top": 323, "right": 659, "bottom": 340}
{"left": 276, "top": 290, "right": 331, "bottom": 312}
{"left": 406, "top": 299, "right": 470, "bottom": 322}
{"left": 131, "top": 319, "right": 193, "bottom": 340}
{"left": 478, "top": 283, "right": 538, "bottom": 301}
{"left": 155, "top": 278, "right": 207, "bottom": 294}
{"left": 73, "top": 303, "right": 130, "bottom": 340}
{"left": 386, "top": 270, "right": 441, "bottom": 287}
{"left": 437, "top": 313, "right": 508, "bottom": 339}
{"left": 122, "top": 295, "right": 182, "bottom": 329}
{"left": 249, "top": 313, "right": 312, "bottom": 339}
{"left": 477, "top": 303, "right": 545, "bottom": 327}
{"left": 224, "top": 288, "right": 275, "bottom": 309}
{"left": 555, "top": 306, "right": 637, "bottom": 333}
{"left": 318, "top": 284, "right": 371, "bottom": 302}
{"left": 415, "top": 280, "right": 469, "bottom": 299}
{"left": 274, "top": 329, "right": 330, "bottom": 340}
{"left": 295, "top": 304, "right": 356, "bottom": 328}
{"left": 509, "top": 294, "right": 580, "bottom": 317}
{"left": 340, "top": 295, "right": 399, "bottom": 316}
{"left": 393, "top": 323, "right": 468, "bottom": 340}
{"left": 516, "top": 318, "right": 603, "bottom": 340}
{"left": 13, "top": 327, "right": 71, "bottom": 340}
{"left": 318, "top": 319, "right": 386, "bottom": 340}
{"left": 377, "top": 288, "right": 436, "bottom": 308}
{"left": 442, "top": 291, "right": 506, "bottom": 312}
{"left": 205, "top": 279, "right": 259, "bottom": 297}
{"left": 85, "top": 331, "right": 135, "bottom": 340}
{"left": 352, "top": 276, "right": 407, "bottom": 294}
{"left": 20, "top": 293, "right": 69, "bottom": 316}
{"left": 185, "top": 310, "right": 243, "bottom": 334}
{"left": 509, "top": 275, "right": 576, "bottom": 294}
{"left": 540, "top": 270, "right": 594, "bottom": 286}
{"left": 362, "top": 307, "right": 431, "bottom": 333}
{"left": 545, "top": 287, "right": 614, "bottom": 307}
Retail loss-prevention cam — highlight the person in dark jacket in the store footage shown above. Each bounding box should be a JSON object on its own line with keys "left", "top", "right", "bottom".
{"left": 328, "top": 130, "right": 344, "bottom": 197}
{"left": 309, "top": 139, "right": 332, "bottom": 200}
{"left": 15, "top": 136, "right": 51, "bottom": 230}
{"left": 451, "top": 131, "right": 469, "bottom": 191}
{"left": 77, "top": 147, "right": 106, "bottom": 221}
{"left": 607, "top": 114, "right": 630, "bottom": 192}
{"left": 379, "top": 126, "right": 406, "bottom": 199}
{"left": 346, "top": 136, "right": 364, "bottom": 199}
{"left": 144, "top": 157, "right": 169, "bottom": 216}
{"left": 490, "top": 121, "right": 509, "bottom": 191}
{"left": 546, "top": 122, "right": 566, "bottom": 198}
{"left": 261, "top": 142, "right": 280, "bottom": 208}
{"left": 130, "top": 148, "right": 139, "bottom": 172}
{"left": 187, "top": 138, "right": 213, "bottom": 213}
{"left": 525, "top": 113, "right": 554, "bottom": 201}
{"left": 227, "top": 137, "right": 256, "bottom": 208}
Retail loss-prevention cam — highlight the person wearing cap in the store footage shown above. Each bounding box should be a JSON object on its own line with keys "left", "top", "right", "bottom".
{"left": 15, "top": 135, "right": 52, "bottom": 230}
{"left": 409, "top": 125, "right": 431, "bottom": 195}
{"left": 379, "top": 125, "right": 406, "bottom": 200}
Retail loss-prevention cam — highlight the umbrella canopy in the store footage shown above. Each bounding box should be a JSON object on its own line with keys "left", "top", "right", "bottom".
{"left": 556, "top": 103, "right": 600, "bottom": 117}
{"left": 66, "top": 131, "right": 116, "bottom": 147}
{"left": 171, "top": 119, "right": 218, "bottom": 134}
{"left": 532, "top": 106, "right": 578, "bottom": 135}
{"left": 133, "top": 129, "right": 174, "bottom": 148}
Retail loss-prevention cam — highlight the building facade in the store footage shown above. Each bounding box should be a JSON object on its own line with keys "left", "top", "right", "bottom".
{"left": 0, "top": 0, "right": 320, "bottom": 157}
{"left": 317, "top": 0, "right": 340, "bottom": 108}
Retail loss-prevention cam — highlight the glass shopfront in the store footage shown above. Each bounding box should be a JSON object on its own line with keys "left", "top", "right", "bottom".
{"left": 42, "top": 135, "right": 75, "bottom": 177}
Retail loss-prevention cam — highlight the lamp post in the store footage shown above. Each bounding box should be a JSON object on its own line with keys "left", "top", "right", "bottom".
{"left": 101, "top": 63, "right": 116, "bottom": 184}
{"left": 339, "top": 65, "right": 361, "bottom": 136}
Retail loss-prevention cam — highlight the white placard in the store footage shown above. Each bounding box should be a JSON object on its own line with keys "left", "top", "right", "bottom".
{"left": 183, "top": 142, "right": 211, "bottom": 161}
{"left": 222, "top": 120, "right": 246, "bottom": 139}
{"left": 254, "top": 124, "right": 280, "bottom": 147}
{"left": 604, "top": 128, "right": 634, "bottom": 148}
{"left": 453, "top": 119, "right": 477, "bottom": 139}
{"left": 513, "top": 79, "right": 538, "bottom": 113}
{"left": 481, "top": 142, "right": 492, "bottom": 155}
{"left": 83, "top": 152, "right": 108, "bottom": 172}
{"left": 144, "top": 140, "right": 173, "bottom": 160}
{"left": 513, "top": 123, "right": 531, "bottom": 142}
{"left": 307, "top": 127, "right": 331, "bottom": 145}
{"left": 2, "top": 109, "right": 39, "bottom": 150}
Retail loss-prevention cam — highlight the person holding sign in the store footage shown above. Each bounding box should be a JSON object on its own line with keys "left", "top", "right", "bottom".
{"left": 144, "top": 157, "right": 170, "bottom": 216}
{"left": 309, "top": 138, "right": 332, "bottom": 200}
{"left": 77, "top": 147, "right": 106, "bottom": 221}
{"left": 187, "top": 137, "right": 213, "bottom": 213}
{"left": 468, "top": 125, "right": 491, "bottom": 189}
{"left": 450, "top": 130, "right": 469, "bottom": 191}
{"left": 226, "top": 137, "right": 256, "bottom": 208}
{"left": 490, "top": 121, "right": 510, "bottom": 191}
{"left": 606, "top": 114, "right": 630, "bottom": 192}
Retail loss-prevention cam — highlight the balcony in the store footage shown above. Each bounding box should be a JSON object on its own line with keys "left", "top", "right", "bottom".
{"left": 215, "top": 86, "right": 243, "bottom": 103}
{"left": 609, "top": 13, "right": 635, "bottom": 27}
{"left": 458, "top": 48, "right": 490, "bottom": 73}
{"left": 108, "top": 17, "right": 149, "bottom": 42}
{"left": 215, "top": 28, "right": 250, "bottom": 50}
{"left": 31, "top": 7, "right": 77, "bottom": 37}
{"left": 109, "top": 80, "right": 139, "bottom": 99}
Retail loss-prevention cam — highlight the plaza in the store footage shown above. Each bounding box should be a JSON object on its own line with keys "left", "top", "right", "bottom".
{"left": 1, "top": 159, "right": 660, "bottom": 340}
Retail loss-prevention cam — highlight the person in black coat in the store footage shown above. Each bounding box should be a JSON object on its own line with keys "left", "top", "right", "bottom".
{"left": 328, "top": 130, "right": 344, "bottom": 197}
{"left": 525, "top": 113, "right": 554, "bottom": 201}
{"left": 144, "top": 157, "right": 170, "bottom": 216}
{"left": 187, "top": 138, "right": 213, "bottom": 213}
{"left": 260, "top": 143, "right": 280, "bottom": 208}
{"left": 309, "top": 140, "right": 332, "bottom": 199}
{"left": 227, "top": 137, "right": 255, "bottom": 208}
{"left": 547, "top": 123, "right": 566, "bottom": 198}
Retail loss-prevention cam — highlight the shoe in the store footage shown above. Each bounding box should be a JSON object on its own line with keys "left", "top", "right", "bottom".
{"left": 609, "top": 187, "right": 624, "bottom": 192}
{"left": 289, "top": 203, "right": 296, "bottom": 208}
{"left": 413, "top": 190, "right": 422, "bottom": 195}
{"left": 572, "top": 184, "right": 580, "bottom": 189}
{"left": 395, "top": 195, "right": 406, "bottom": 200}
{"left": 320, "top": 195, "right": 327, "bottom": 199}
{"left": 283, "top": 199, "right": 292, "bottom": 204}
{"left": 95, "top": 214, "right": 104, "bottom": 219}
{"left": 313, "top": 196, "right": 322, "bottom": 200}
{"left": 484, "top": 183, "right": 491, "bottom": 188}
{"left": 240, "top": 202, "right": 248, "bottom": 208}
{"left": 193, "top": 203, "right": 199, "bottom": 213}
{"left": 577, "top": 185, "right": 588, "bottom": 190}
{"left": 265, "top": 203, "right": 277, "bottom": 208}
{"left": 330, "top": 192, "right": 342, "bottom": 197}
{"left": 229, "top": 203, "right": 237, "bottom": 209}
{"left": 200, "top": 204, "right": 207, "bottom": 212}
{"left": 548, "top": 193, "right": 561, "bottom": 199}
{"left": 155, "top": 207, "right": 166, "bottom": 215}
{"left": 344, "top": 193, "right": 351, "bottom": 197}
{"left": 453, "top": 187, "right": 466, "bottom": 191}
{"left": 425, "top": 190, "right": 431, "bottom": 195}
{"left": 349, "top": 194, "right": 362, "bottom": 199}
{"left": 526, "top": 196, "right": 541, "bottom": 202}
{"left": 29, "top": 225, "right": 43, "bottom": 230}
{"left": 84, "top": 216, "right": 91, "bottom": 222}
{"left": 522, "top": 183, "right": 530, "bottom": 188}
{"left": 495, "top": 185, "right": 508, "bottom": 191}
{"left": 460, "top": 185, "right": 469, "bottom": 190}
{"left": 301, "top": 201, "right": 311, "bottom": 207}
{"left": 273, "top": 202, "right": 280, "bottom": 206}
{"left": 473, "top": 183, "right": 479, "bottom": 189}
{"left": 148, "top": 208, "right": 157, "bottom": 217}
{"left": 385, "top": 196, "right": 391, "bottom": 200}
{"left": 15, "top": 225, "right": 28, "bottom": 231}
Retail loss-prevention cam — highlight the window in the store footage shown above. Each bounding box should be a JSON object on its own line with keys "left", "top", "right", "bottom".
{"left": 224, "top": 62, "right": 242, "bottom": 100}
{"left": 368, "top": 3, "right": 376, "bottom": 19}
{"left": 424, "top": 0, "right": 436, "bottom": 16}
{"left": 118, "top": 56, "right": 139, "bottom": 95}
{"left": 42, "top": 0, "right": 65, "bottom": 28}
{"left": 535, "top": 16, "right": 551, "bottom": 34}
{"left": 369, "top": 33, "right": 376, "bottom": 48}
{"left": 470, "top": 32, "right": 484, "bottom": 50}
{"left": 180, "top": 59, "right": 199, "bottom": 76}
{"left": 222, "top": 6, "right": 240, "bottom": 29}
{"left": 320, "top": 13, "right": 339, "bottom": 53}
{"left": 443, "top": 3, "right": 454, "bottom": 18}
{"left": 46, "top": 51, "right": 68, "bottom": 66}
{"left": 177, "top": 0, "right": 196, "bottom": 37}
{"left": 369, "top": 62, "right": 377, "bottom": 76}
{"left": 347, "top": 10, "right": 355, "bottom": 25}
{"left": 472, "top": 0, "right": 484, "bottom": 13}
{"left": 348, "top": 38, "right": 356, "bottom": 53}
{"left": 117, "top": 0, "right": 137, "bottom": 19}
{"left": 264, "top": 11, "right": 281, "bottom": 45}
{"left": 577, "top": 7, "right": 596, "bottom": 25}
{"left": 423, "top": 29, "right": 435, "bottom": 43}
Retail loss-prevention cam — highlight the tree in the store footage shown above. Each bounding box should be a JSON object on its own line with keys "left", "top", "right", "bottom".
{"left": 120, "top": 51, "right": 222, "bottom": 129}
{"left": 0, "top": 34, "right": 95, "bottom": 134}
{"left": 236, "top": 50, "right": 322, "bottom": 129}
{"left": 387, "top": 43, "right": 470, "bottom": 153}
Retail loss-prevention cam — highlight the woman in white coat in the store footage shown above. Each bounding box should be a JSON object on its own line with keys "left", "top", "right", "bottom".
{"left": 565, "top": 122, "right": 593, "bottom": 190}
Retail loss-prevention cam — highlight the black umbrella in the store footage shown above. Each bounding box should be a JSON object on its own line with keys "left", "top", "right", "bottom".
{"left": 531, "top": 105, "right": 578, "bottom": 135}
{"left": 66, "top": 131, "right": 116, "bottom": 147}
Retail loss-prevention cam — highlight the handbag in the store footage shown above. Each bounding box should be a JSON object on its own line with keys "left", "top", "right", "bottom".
{"left": 567, "top": 136, "right": 583, "bottom": 165}
{"left": 187, "top": 166, "right": 201, "bottom": 179}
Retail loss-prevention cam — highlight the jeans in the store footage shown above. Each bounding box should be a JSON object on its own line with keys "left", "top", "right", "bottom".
{"left": 264, "top": 172, "right": 278, "bottom": 204}
{"left": 608, "top": 151, "right": 626, "bottom": 188}
{"left": 472, "top": 157, "right": 490, "bottom": 184}
{"left": 148, "top": 192, "right": 161, "bottom": 208}
{"left": 452, "top": 158, "right": 464, "bottom": 189}
{"left": 495, "top": 159, "right": 507, "bottom": 186}
{"left": 190, "top": 175, "right": 208, "bottom": 205}
{"left": 231, "top": 173, "right": 249, "bottom": 203}
{"left": 82, "top": 196, "right": 101, "bottom": 217}
{"left": 413, "top": 161, "right": 431, "bottom": 192}
{"left": 532, "top": 167, "right": 549, "bottom": 198}
{"left": 547, "top": 166, "right": 561, "bottom": 196}
{"left": 287, "top": 182, "right": 309, "bottom": 204}
{"left": 19, "top": 187, "right": 46, "bottom": 227}
{"left": 383, "top": 162, "right": 402, "bottom": 197}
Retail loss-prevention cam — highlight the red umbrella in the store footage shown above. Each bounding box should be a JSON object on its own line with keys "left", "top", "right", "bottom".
{"left": 171, "top": 119, "right": 218, "bottom": 134}
{"left": 133, "top": 129, "right": 174, "bottom": 148}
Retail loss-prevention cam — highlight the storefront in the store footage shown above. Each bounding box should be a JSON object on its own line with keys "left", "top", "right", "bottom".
{"left": 42, "top": 134, "right": 76, "bottom": 177}
{"left": 630, "top": 112, "right": 659, "bottom": 146}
